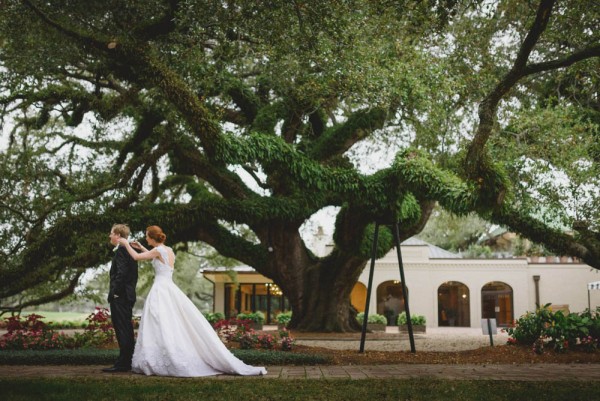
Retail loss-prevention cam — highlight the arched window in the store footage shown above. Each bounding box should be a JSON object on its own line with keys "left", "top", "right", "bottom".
{"left": 438, "top": 281, "right": 470, "bottom": 327}
{"left": 376, "top": 281, "right": 406, "bottom": 326}
{"left": 481, "top": 282, "right": 514, "bottom": 327}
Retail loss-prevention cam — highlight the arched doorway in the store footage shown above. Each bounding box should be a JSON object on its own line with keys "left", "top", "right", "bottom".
{"left": 481, "top": 282, "right": 514, "bottom": 327}
{"left": 350, "top": 282, "right": 367, "bottom": 313}
{"left": 376, "top": 281, "right": 406, "bottom": 326}
{"left": 438, "top": 281, "right": 470, "bottom": 327}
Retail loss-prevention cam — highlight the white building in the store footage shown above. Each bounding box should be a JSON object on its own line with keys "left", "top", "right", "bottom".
{"left": 202, "top": 237, "right": 600, "bottom": 327}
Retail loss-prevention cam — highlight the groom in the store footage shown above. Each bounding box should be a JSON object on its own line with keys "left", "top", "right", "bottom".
{"left": 104, "top": 224, "right": 138, "bottom": 373}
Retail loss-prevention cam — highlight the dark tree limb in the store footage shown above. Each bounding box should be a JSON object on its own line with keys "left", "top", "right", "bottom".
{"left": 466, "top": 0, "right": 556, "bottom": 178}
{"left": 308, "top": 108, "right": 387, "bottom": 161}
{"left": 0, "top": 270, "right": 84, "bottom": 315}
{"left": 490, "top": 204, "right": 600, "bottom": 270}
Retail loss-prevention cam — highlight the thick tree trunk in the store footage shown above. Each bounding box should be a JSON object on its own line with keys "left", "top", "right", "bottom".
{"left": 290, "top": 255, "right": 366, "bottom": 332}
{"left": 257, "top": 221, "right": 366, "bottom": 332}
{"left": 253, "top": 201, "right": 437, "bottom": 332}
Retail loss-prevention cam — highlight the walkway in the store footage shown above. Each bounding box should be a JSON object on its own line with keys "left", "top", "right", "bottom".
{"left": 1, "top": 363, "right": 599, "bottom": 381}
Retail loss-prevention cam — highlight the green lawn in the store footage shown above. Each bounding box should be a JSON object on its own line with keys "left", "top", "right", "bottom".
{"left": 0, "top": 377, "right": 598, "bottom": 401}
{"left": 22, "top": 311, "right": 90, "bottom": 323}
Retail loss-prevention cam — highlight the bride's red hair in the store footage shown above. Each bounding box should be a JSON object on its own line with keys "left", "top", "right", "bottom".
{"left": 146, "top": 225, "right": 167, "bottom": 243}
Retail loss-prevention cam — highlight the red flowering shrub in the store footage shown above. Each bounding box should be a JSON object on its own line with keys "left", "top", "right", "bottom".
{"left": 239, "top": 332, "right": 258, "bottom": 349}
{"left": 0, "top": 314, "right": 75, "bottom": 350}
{"left": 257, "top": 333, "right": 275, "bottom": 349}
{"left": 213, "top": 318, "right": 253, "bottom": 343}
{"left": 507, "top": 304, "right": 600, "bottom": 354}
{"left": 73, "top": 307, "right": 115, "bottom": 347}
{"left": 0, "top": 307, "right": 117, "bottom": 350}
{"left": 211, "top": 318, "right": 295, "bottom": 351}
{"left": 281, "top": 336, "right": 294, "bottom": 351}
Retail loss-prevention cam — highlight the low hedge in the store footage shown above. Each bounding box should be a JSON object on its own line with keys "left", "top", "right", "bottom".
{"left": 0, "top": 348, "right": 331, "bottom": 366}
{"left": 232, "top": 349, "right": 330, "bottom": 365}
{"left": 0, "top": 349, "right": 119, "bottom": 365}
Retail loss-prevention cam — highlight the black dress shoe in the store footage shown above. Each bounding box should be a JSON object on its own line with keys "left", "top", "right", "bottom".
{"left": 102, "top": 366, "right": 131, "bottom": 373}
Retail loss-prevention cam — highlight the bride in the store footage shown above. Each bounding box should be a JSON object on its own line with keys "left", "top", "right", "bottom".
{"left": 118, "top": 225, "right": 266, "bottom": 377}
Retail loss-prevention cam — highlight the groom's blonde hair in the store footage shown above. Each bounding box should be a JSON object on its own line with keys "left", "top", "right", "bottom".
{"left": 111, "top": 224, "right": 130, "bottom": 238}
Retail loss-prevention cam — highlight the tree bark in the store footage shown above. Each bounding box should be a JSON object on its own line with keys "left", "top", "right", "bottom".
{"left": 289, "top": 254, "right": 366, "bottom": 332}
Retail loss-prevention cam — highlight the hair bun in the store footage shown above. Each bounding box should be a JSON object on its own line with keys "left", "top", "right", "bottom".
{"left": 146, "top": 225, "right": 167, "bottom": 244}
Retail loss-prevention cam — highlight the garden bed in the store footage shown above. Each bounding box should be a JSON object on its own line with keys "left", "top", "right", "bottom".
{"left": 1, "top": 343, "right": 599, "bottom": 366}
{"left": 294, "top": 343, "right": 600, "bottom": 365}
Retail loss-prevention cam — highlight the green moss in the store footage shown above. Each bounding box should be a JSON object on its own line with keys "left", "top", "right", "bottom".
{"left": 358, "top": 223, "right": 394, "bottom": 259}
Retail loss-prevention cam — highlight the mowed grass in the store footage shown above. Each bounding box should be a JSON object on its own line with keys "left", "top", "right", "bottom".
{"left": 21, "top": 311, "right": 90, "bottom": 324}
{"left": 0, "top": 377, "right": 598, "bottom": 401}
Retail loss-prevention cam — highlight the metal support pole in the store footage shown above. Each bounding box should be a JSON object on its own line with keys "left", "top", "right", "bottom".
{"left": 393, "top": 222, "right": 416, "bottom": 353}
{"left": 487, "top": 318, "right": 494, "bottom": 346}
{"left": 359, "top": 222, "right": 380, "bottom": 353}
{"left": 533, "top": 275, "right": 540, "bottom": 309}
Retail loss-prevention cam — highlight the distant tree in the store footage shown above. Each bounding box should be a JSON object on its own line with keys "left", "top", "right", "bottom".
{"left": 419, "top": 208, "right": 492, "bottom": 252}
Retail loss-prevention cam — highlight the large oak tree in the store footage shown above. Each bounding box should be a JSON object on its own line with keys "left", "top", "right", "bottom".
{"left": 0, "top": 0, "right": 599, "bottom": 330}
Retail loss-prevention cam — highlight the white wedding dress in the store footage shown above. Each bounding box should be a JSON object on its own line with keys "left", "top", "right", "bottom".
{"left": 131, "top": 245, "right": 267, "bottom": 377}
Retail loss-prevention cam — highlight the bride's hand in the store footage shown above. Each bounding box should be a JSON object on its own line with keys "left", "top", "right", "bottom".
{"left": 118, "top": 238, "right": 129, "bottom": 246}
{"left": 130, "top": 241, "right": 142, "bottom": 250}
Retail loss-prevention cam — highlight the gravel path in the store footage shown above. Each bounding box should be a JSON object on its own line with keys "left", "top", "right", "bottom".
{"left": 295, "top": 327, "right": 509, "bottom": 352}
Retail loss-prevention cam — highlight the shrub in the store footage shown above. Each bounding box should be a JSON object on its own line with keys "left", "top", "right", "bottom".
{"left": 397, "top": 312, "right": 426, "bottom": 326}
{"left": 0, "top": 348, "right": 330, "bottom": 366}
{"left": 72, "top": 307, "right": 115, "bottom": 348}
{"left": 275, "top": 311, "right": 292, "bottom": 325}
{"left": 257, "top": 333, "right": 276, "bottom": 349}
{"left": 237, "top": 312, "right": 265, "bottom": 324}
{"left": 231, "top": 349, "right": 331, "bottom": 365}
{"left": 505, "top": 310, "right": 544, "bottom": 345}
{"left": 0, "top": 307, "right": 117, "bottom": 351}
{"left": 356, "top": 312, "right": 387, "bottom": 325}
{"left": 0, "top": 349, "right": 120, "bottom": 365}
{"left": 213, "top": 318, "right": 253, "bottom": 343}
{"left": 280, "top": 335, "right": 294, "bottom": 351}
{"left": 0, "top": 314, "right": 76, "bottom": 350}
{"left": 203, "top": 312, "right": 225, "bottom": 325}
{"left": 239, "top": 332, "right": 258, "bottom": 350}
{"left": 217, "top": 322, "right": 297, "bottom": 351}
{"left": 506, "top": 304, "right": 600, "bottom": 354}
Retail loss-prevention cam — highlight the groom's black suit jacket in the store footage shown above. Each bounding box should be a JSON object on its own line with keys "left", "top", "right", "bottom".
{"left": 108, "top": 246, "right": 138, "bottom": 304}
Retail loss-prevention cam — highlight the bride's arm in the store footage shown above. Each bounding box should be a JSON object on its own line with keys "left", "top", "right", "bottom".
{"left": 118, "top": 238, "right": 158, "bottom": 261}
{"left": 130, "top": 241, "right": 148, "bottom": 253}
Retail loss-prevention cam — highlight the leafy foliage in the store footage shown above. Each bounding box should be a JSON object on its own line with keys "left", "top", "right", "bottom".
{"left": 356, "top": 312, "right": 388, "bottom": 325}
{"left": 397, "top": 312, "right": 427, "bottom": 326}
{"left": 419, "top": 207, "right": 492, "bottom": 252}
{"left": 506, "top": 304, "right": 600, "bottom": 353}
{"left": 275, "top": 311, "right": 293, "bottom": 325}
{"left": 0, "top": 0, "right": 599, "bottom": 332}
{"left": 0, "top": 308, "right": 115, "bottom": 350}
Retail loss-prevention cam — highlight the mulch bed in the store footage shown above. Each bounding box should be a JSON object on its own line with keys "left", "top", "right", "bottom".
{"left": 279, "top": 330, "right": 600, "bottom": 364}
{"left": 286, "top": 344, "right": 600, "bottom": 365}
{"left": 227, "top": 329, "right": 600, "bottom": 365}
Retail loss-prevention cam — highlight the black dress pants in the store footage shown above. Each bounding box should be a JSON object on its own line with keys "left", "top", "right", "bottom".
{"left": 110, "top": 298, "right": 135, "bottom": 369}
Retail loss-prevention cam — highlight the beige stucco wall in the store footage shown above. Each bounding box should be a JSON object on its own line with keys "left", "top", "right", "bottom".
{"left": 357, "top": 246, "right": 600, "bottom": 328}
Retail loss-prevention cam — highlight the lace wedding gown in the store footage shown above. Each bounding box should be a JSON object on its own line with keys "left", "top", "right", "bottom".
{"left": 131, "top": 245, "right": 267, "bottom": 377}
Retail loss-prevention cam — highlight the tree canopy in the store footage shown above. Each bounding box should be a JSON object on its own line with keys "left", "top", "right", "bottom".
{"left": 0, "top": 0, "right": 598, "bottom": 330}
